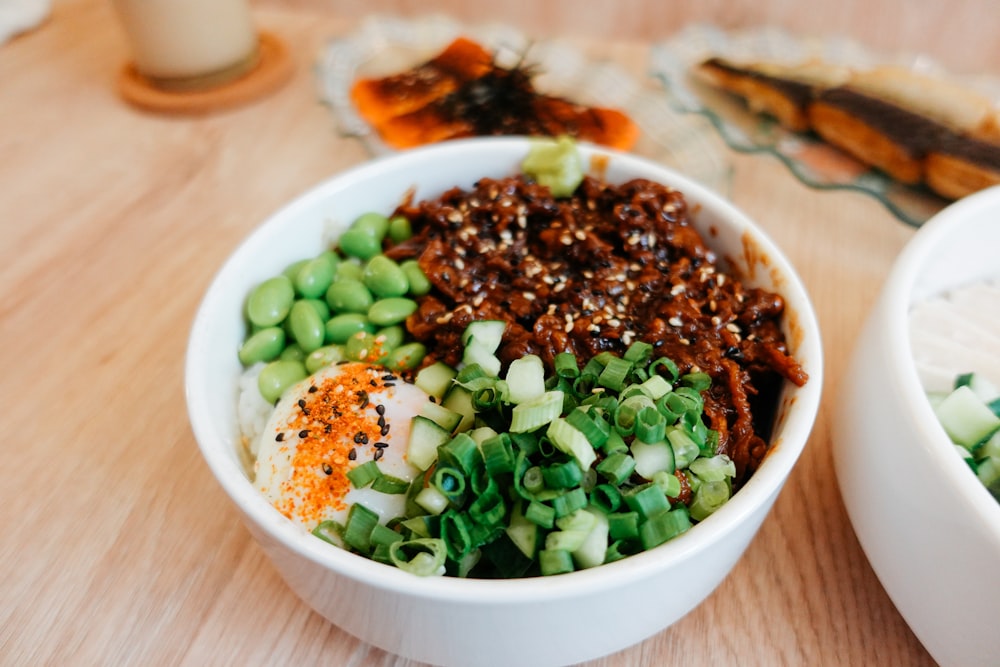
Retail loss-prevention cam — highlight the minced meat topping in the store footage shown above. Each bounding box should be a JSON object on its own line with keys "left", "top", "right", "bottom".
{"left": 384, "top": 174, "right": 807, "bottom": 482}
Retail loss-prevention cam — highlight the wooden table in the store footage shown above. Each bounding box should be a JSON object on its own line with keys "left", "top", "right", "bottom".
{"left": 4, "top": 0, "right": 993, "bottom": 664}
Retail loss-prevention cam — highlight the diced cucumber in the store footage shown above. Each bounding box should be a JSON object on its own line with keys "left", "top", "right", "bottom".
{"left": 934, "top": 385, "right": 1000, "bottom": 449}
{"left": 546, "top": 414, "right": 597, "bottom": 471}
{"left": 630, "top": 439, "right": 675, "bottom": 478}
{"left": 414, "top": 361, "right": 457, "bottom": 400}
{"left": 460, "top": 320, "right": 506, "bottom": 352}
{"left": 572, "top": 508, "right": 609, "bottom": 570}
{"left": 505, "top": 354, "right": 546, "bottom": 405}
{"left": 442, "top": 386, "right": 476, "bottom": 433}
{"left": 407, "top": 415, "right": 451, "bottom": 470}
{"left": 419, "top": 401, "right": 463, "bottom": 432}
{"left": 462, "top": 341, "right": 502, "bottom": 377}
{"left": 505, "top": 502, "right": 540, "bottom": 559}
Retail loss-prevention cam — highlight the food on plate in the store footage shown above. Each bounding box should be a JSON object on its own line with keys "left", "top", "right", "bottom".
{"left": 910, "top": 278, "right": 1000, "bottom": 501}
{"left": 236, "top": 139, "right": 806, "bottom": 577}
{"left": 350, "top": 37, "right": 640, "bottom": 150}
{"left": 695, "top": 57, "right": 1000, "bottom": 199}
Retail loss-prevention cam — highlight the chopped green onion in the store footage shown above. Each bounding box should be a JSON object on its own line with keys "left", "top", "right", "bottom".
{"left": 433, "top": 465, "right": 467, "bottom": 505}
{"left": 598, "top": 357, "right": 633, "bottom": 392}
{"left": 622, "top": 483, "right": 670, "bottom": 520}
{"left": 542, "top": 460, "right": 585, "bottom": 489}
{"left": 539, "top": 548, "right": 574, "bottom": 575}
{"left": 589, "top": 483, "right": 623, "bottom": 512}
{"left": 414, "top": 485, "right": 450, "bottom": 515}
{"left": 608, "top": 511, "right": 640, "bottom": 541}
{"left": 525, "top": 500, "right": 556, "bottom": 528}
{"left": 510, "top": 390, "right": 565, "bottom": 433}
{"left": 649, "top": 356, "right": 679, "bottom": 383}
{"left": 639, "top": 374, "right": 672, "bottom": 400}
{"left": 639, "top": 506, "right": 691, "bottom": 549}
{"left": 371, "top": 473, "right": 409, "bottom": 494}
{"left": 346, "top": 460, "right": 382, "bottom": 489}
{"left": 564, "top": 407, "right": 611, "bottom": 447}
{"left": 312, "top": 520, "right": 345, "bottom": 548}
{"left": 596, "top": 452, "right": 636, "bottom": 486}
{"left": 546, "top": 416, "right": 598, "bottom": 471}
{"left": 680, "top": 371, "right": 712, "bottom": 391}
{"left": 551, "top": 487, "right": 588, "bottom": 517}
{"left": 623, "top": 340, "right": 654, "bottom": 365}
{"left": 652, "top": 470, "right": 682, "bottom": 498}
{"left": 389, "top": 538, "right": 447, "bottom": 576}
{"left": 634, "top": 406, "right": 666, "bottom": 443}
{"left": 343, "top": 502, "right": 380, "bottom": 552}
{"left": 689, "top": 479, "right": 731, "bottom": 521}
{"left": 688, "top": 454, "right": 736, "bottom": 482}
{"left": 667, "top": 426, "right": 701, "bottom": 469}
{"left": 481, "top": 433, "right": 515, "bottom": 475}
{"left": 554, "top": 351, "right": 580, "bottom": 378}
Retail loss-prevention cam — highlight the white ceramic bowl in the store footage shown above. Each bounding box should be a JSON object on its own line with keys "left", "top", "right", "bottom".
{"left": 186, "top": 137, "right": 823, "bottom": 667}
{"left": 833, "top": 186, "right": 1000, "bottom": 667}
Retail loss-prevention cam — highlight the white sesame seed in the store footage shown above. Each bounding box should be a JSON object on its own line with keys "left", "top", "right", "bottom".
{"left": 560, "top": 235, "right": 573, "bottom": 246}
{"left": 523, "top": 292, "right": 536, "bottom": 301}
{"left": 447, "top": 210, "right": 463, "bottom": 223}
{"left": 668, "top": 316, "right": 683, "bottom": 327}
{"left": 574, "top": 230, "right": 587, "bottom": 241}
{"left": 726, "top": 323, "right": 741, "bottom": 333}
{"left": 553, "top": 283, "right": 566, "bottom": 293}
{"left": 670, "top": 284, "right": 685, "bottom": 296}
{"left": 608, "top": 318, "right": 621, "bottom": 327}
{"left": 455, "top": 258, "right": 465, "bottom": 270}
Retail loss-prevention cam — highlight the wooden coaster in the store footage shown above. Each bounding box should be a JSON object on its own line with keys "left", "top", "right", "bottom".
{"left": 118, "top": 31, "right": 293, "bottom": 114}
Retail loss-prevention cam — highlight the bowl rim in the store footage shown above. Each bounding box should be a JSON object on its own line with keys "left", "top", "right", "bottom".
{"left": 878, "top": 184, "right": 1000, "bottom": 532}
{"left": 185, "top": 136, "right": 824, "bottom": 602}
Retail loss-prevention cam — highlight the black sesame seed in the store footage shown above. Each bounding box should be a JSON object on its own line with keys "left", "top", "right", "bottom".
{"left": 384, "top": 382, "right": 396, "bottom": 388}
{"left": 275, "top": 432, "right": 285, "bottom": 442}
{"left": 308, "top": 385, "right": 318, "bottom": 393}
{"left": 322, "top": 463, "right": 333, "bottom": 475}
{"left": 374, "top": 441, "right": 389, "bottom": 449}
{"left": 298, "top": 430, "right": 309, "bottom": 438}
{"left": 375, "top": 404, "right": 386, "bottom": 416}
{"left": 381, "top": 374, "right": 397, "bottom": 382}
{"left": 348, "top": 448, "right": 357, "bottom": 461}
{"left": 377, "top": 415, "right": 386, "bottom": 428}
{"left": 380, "top": 424, "right": 390, "bottom": 437}
{"left": 373, "top": 448, "right": 384, "bottom": 461}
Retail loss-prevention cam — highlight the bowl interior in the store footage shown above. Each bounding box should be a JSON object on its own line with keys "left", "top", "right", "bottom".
{"left": 185, "top": 136, "right": 823, "bottom": 599}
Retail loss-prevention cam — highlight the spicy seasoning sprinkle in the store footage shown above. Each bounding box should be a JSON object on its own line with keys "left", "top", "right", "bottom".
{"left": 262, "top": 362, "right": 406, "bottom": 526}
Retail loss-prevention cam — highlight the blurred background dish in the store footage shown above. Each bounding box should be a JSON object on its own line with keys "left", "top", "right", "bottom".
{"left": 650, "top": 23, "right": 1000, "bottom": 227}
{"left": 833, "top": 185, "right": 1000, "bottom": 667}
{"left": 318, "top": 14, "right": 731, "bottom": 196}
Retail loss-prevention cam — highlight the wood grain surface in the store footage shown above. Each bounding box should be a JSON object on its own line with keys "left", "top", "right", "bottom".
{"left": 4, "top": 0, "right": 995, "bottom": 664}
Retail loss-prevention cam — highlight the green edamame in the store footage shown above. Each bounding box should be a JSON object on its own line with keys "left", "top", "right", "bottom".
{"left": 367, "top": 297, "right": 418, "bottom": 326}
{"left": 325, "top": 313, "right": 375, "bottom": 344}
{"left": 294, "top": 255, "right": 336, "bottom": 299}
{"left": 352, "top": 212, "right": 390, "bottom": 241}
{"left": 385, "top": 342, "right": 427, "bottom": 371}
{"left": 258, "top": 359, "right": 307, "bottom": 404}
{"left": 299, "top": 298, "right": 331, "bottom": 322}
{"left": 338, "top": 228, "right": 382, "bottom": 260}
{"left": 335, "top": 259, "right": 365, "bottom": 281}
{"left": 282, "top": 258, "right": 310, "bottom": 282}
{"left": 388, "top": 215, "right": 412, "bottom": 243}
{"left": 247, "top": 275, "right": 295, "bottom": 327}
{"left": 289, "top": 300, "right": 325, "bottom": 353}
{"left": 279, "top": 343, "right": 307, "bottom": 363}
{"left": 305, "top": 344, "right": 345, "bottom": 374}
{"left": 238, "top": 326, "right": 285, "bottom": 365}
{"left": 374, "top": 325, "right": 405, "bottom": 351}
{"left": 345, "top": 330, "right": 388, "bottom": 364}
{"left": 363, "top": 255, "right": 409, "bottom": 298}
{"left": 400, "top": 260, "right": 431, "bottom": 296}
{"left": 325, "top": 278, "right": 374, "bottom": 314}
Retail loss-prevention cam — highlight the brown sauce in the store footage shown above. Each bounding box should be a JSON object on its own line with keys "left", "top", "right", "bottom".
{"left": 385, "top": 174, "right": 808, "bottom": 484}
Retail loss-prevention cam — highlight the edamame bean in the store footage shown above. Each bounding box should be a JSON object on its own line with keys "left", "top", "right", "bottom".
{"left": 400, "top": 260, "right": 431, "bottom": 296}
{"left": 352, "top": 211, "right": 390, "bottom": 241}
{"left": 258, "top": 360, "right": 307, "bottom": 404}
{"left": 338, "top": 228, "right": 382, "bottom": 260}
{"left": 388, "top": 215, "right": 412, "bottom": 243}
{"left": 238, "top": 326, "right": 285, "bottom": 365}
{"left": 345, "top": 331, "right": 388, "bottom": 364}
{"left": 363, "top": 255, "right": 409, "bottom": 298}
{"left": 325, "top": 278, "right": 374, "bottom": 314}
{"left": 279, "top": 343, "right": 307, "bottom": 362}
{"left": 335, "top": 259, "right": 365, "bottom": 281}
{"left": 367, "top": 297, "right": 418, "bottom": 326}
{"left": 305, "top": 344, "right": 345, "bottom": 374}
{"left": 289, "top": 300, "right": 325, "bottom": 353}
{"left": 247, "top": 276, "right": 295, "bottom": 327}
{"left": 299, "top": 298, "right": 331, "bottom": 322}
{"left": 325, "top": 313, "right": 375, "bottom": 344}
{"left": 374, "top": 325, "right": 405, "bottom": 351}
{"left": 385, "top": 342, "right": 427, "bottom": 371}
{"left": 294, "top": 255, "right": 336, "bottom": 299}
{"left": 282, "top": 258, "right": 310, "bottom": 282}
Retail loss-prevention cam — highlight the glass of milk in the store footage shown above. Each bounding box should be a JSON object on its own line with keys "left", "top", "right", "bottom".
{"left": 112, "top": 0, "right": 260, "bottom": 91}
